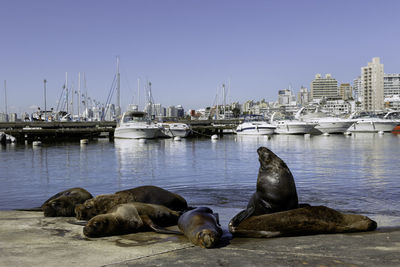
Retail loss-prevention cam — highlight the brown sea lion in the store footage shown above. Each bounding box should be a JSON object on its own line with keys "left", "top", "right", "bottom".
{"left": 17, "top": 187, "right": 93, "bottom": 217}
{"left": 231, "top": 205, "right": 377, "bottom": 238}
{"left": 75, "top": 185, "right": 188, "bottom": 220}
{"left": 83, "top": 202, "right": 182, "bottom": 238}
{"left": 178, "top": 207, "right": 222, "bottom": 248}
{"left": 75, "top": 193, "right": 133, "bottom": 220}
{"left": 229, "top": 147, "right": 300, "bottom": 232}
{"left": 116, "top": 185, "right": 188, "bottom": 211}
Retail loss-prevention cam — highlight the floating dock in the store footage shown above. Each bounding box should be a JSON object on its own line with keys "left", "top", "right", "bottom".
{"left": 0, "top": 120, "right": 241, "bottom": 143}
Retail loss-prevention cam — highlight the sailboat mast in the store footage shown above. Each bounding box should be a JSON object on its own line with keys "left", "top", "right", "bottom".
{"left": 78, "top": 72, "right": 81, "bottom": 120}
{"left": 65, "top": 72, "right": 68, "bottom": 113}
{"left": 44, "top": 79, "right": 47, "bottom": 121}
{"left": 4, "top": 80, "right": 7, "bottom": 117}
{"left": 116, "top": 56, "right": 121, "bottom": 116}
{"left": 137, "top": 78, "right": 140, "bottom": 110}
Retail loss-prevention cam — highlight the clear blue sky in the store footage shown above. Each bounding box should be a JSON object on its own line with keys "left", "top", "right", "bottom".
{"left": 1, "top": 0, "right": 399, "bottom": 113}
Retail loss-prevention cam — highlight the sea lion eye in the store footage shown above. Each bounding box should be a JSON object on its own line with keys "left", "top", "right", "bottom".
{"left": 51, "top": 201, "right": 60, "bottom": 207}
{"left": 85, "top": 205, "right": 92, "bottom": 209}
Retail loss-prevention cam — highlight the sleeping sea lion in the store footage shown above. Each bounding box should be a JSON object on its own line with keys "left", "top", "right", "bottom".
{"left": 115, "top": 185, "right": 188, "bottom": 211}
{"left": 83, "top": 202, "right": 182, "bottom": 237}
{"left": 75, "top": 185, "right": 188, "bottom": 220}
{"left": 229, "top": 147, "right": 299, "bottom": 232}
{"left": 178, "top": 207, "right": 222, "bottom": 248}
{"left": 231, "top": 205, "right": 377, "bottom": 237}
{"left": 17, "top": 187, "right": 93, "bottom": 217}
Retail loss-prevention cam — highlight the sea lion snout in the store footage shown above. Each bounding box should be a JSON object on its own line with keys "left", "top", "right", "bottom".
{"left": 197, "top": 229, "right": 218, "bottom": 248}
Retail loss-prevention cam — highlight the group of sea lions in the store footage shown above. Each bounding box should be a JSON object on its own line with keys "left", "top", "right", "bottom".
{"left": 21, "top": 146, "right": 377, "bottom": 248}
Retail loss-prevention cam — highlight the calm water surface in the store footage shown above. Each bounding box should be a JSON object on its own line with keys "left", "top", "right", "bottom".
{"left": 1, "top": 133, "right": 399, "bottom": 228}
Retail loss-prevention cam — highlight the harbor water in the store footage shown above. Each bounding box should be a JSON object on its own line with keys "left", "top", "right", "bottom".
{"left": 1, "top": 133, "right": 400, "bottom": 228}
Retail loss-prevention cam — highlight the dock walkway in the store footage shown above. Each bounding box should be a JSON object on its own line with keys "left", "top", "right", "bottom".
{"left": 0, "top": 211, "right": 399, "bottom": 267}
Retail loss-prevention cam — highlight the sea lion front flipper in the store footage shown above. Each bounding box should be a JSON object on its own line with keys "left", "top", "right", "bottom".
{"left": 228, "top": 206, "right": 255, "bottom": 231}
{"left": 141, "top": 215, "right": 183, "bottom": 235}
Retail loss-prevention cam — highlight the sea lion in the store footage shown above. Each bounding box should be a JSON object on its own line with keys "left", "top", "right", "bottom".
{"left": 75, "top": 193, "right": 134, "bottom": 220}
{"left": 75, "top": 185, "right": 188, "bottom": 220}
{"left": 229, "top": 147, "right": 299, "bottom": 232}
{"left": 178, "top": 207, "right": 222, "bottom": 249}
{"left": 83, "top": 202, "right": 182, "bottom": 238}
{"left": 17, "top": 187, "right": 93, "bottom": 217}
{"left": 231, "top": 205, "right": 377, "bottom": 238}
{"left": 115, "top": 185, "right": 188, "bottom": 211}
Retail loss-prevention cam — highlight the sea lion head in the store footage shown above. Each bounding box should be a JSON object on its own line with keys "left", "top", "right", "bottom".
{"left": 196, "top": 229, "right": 220, "bottom": 249}
{"left": 83, "top": 215, "right": 116, "bottom": 238}
{"left": 257, "top": 146, "right": 278, "bottom": 169}
{"left": 75, "top": 199, "right": 100, "bottom": 220}
{"left": 42, "top": 196, "right": 75, "bottom": 217}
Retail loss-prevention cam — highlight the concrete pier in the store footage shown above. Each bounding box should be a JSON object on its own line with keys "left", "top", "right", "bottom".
{"left": 0, "top": 211, "right": 399, "bottom": 266}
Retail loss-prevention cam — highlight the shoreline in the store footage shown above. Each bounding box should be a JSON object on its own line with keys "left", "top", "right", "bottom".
{"left": 1, "top": 210, "right": 399, "bottom": 266}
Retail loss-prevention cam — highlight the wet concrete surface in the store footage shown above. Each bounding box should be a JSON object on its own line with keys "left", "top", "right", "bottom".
{"left": 1, "top": 211, "right": 399, "bottom": 267}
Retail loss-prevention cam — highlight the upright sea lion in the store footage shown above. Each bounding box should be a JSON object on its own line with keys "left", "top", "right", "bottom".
{"left": 17, "top": 187, "right": 93, "bottom": 217}
{"left": 231, "top": 205, "right": 377, "bottom": 238}
{"left": 75, "top": 185, "right": 188, "bottom": 220}
{"left": 83, "top": 202, "right": 182, "bottom": 237}
{"left": 178, "top": 207, "right": 222, "bottom": 249}
{"left": 229, "top": 147, "right": 299, "bottom": 232}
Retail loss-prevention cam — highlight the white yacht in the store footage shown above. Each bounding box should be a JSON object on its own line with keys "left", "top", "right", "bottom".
{"left": 300, "top": 112, "right": 355, "bottom": 134}
{"left": 347, "top": 111, "right": 400, "bottom": 133}
{"left": 158, "top": 122, "right": 191, "bottom": 138}
{"left": 271, "top": 111, "right": 317, "bottom": 135}
{"left": 114, "top": 111, "right": 161, "bottom": 139}
{"left": 236, "top": 121, "right": 276, "bottom": 135}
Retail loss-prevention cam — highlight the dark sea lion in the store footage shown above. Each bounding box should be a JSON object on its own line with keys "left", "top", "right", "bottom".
{"left": 229, "top": 147, "right": 299, "bottom": 232}
{"left": 115, "top": 185, "right": 188, "bottom": 211}
{"left": 231, "top": 205, "right": 377, "bottom": 237}
{"left": 83, "top": 202, "right": 182, "bottom": 238}
{"left": 75, "top": 185, "right": 188, "bottom": 220}
{"left": 17, "top": 187, "right": 93, "bottom": 217}
{"left": 178, "top": 207, "right": 222, "bottom": 248}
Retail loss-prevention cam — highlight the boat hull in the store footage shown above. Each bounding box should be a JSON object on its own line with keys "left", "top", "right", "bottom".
{"left": 315, "top": 121, "right": 355, "bottom": 134}
{"left": 114, "top": 127, "right": 160, "bottom": 139}
{"left": 275, "top": 124, "right": 316, "bottom": 134}
{"left": 348, "top": 121, "right": 398, "bottom": 132}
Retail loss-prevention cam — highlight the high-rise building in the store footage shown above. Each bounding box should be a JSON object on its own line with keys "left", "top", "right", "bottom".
{"left": 339, "top": 83, "right": 353, "bottom": 100}
{"left": 361, "top": 57, "right": 384, "bottom": 111}
{"left": 384, "top": 74, "right": 400, "bottom": 97}
{"left": 277, "top": 89, "right": 296, "bottom": 106}
{"left": 297, "top": 86, "right": 310, "bottom": 106}
{"left": 353, "top": 76, "right": 362, "bottom": 102}
{"left": 310, "top": 74, "right": 339, "bottom": 100}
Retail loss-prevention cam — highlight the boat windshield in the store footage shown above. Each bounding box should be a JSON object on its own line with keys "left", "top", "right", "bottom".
{"left": 122, "top": 112, "right": 148, "bottom": 123}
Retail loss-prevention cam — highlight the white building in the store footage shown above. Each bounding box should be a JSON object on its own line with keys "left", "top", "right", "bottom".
{"left": 384, "top": 73, "right": 400, "bottom": 97}
{"left": 361, "top": 57, "right": 384, "bottom": 111}
{"left": 384, "top": 95, "right": 400, "bottom": 110}
{"left": 339, "top": 83, "right": 353, "bottom": 100}
{"left": 311, "top": 74, "right": 339, "bottom": 100}
{"left": 278, "top": 89, "right": 296, "bottom": 106}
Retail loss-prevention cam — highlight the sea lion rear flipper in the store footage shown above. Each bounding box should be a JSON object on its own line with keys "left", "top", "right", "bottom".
{"left": 228, "top": 207, "right": 255, "bottom": 231}
{"left": 141, "top": 215, "right": 183, "bottom": 235}
{"left": 15, "top": 207, "right": 42, "bottom": 212}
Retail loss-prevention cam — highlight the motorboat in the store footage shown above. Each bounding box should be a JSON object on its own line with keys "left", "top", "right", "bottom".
{"left": 347, "top": 111, "right": 400, "bottom": 133}
{"left": 235, "top": 121, "right": 276, "bottom": 135}
{"left": 300, "top": 113, "right": 354, "bottom": 134}
{"left": 271, "top": 111, "right": 317, "bottom": 135}
{"left": 114, "top": 111, "right": 161, "bottom": 139}
{"left": 158, "top": 122, "right": 191, "bottom": 138}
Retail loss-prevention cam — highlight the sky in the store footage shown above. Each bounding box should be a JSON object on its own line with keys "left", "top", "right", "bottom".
{"left": 1, "top": 0, "right": 400, "bottom": 114}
